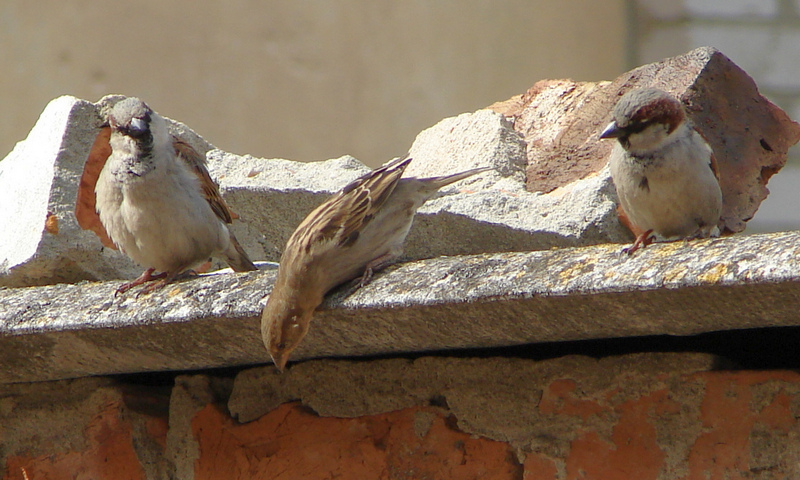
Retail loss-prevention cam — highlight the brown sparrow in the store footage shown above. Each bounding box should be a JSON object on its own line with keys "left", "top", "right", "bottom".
{"left": 261, "top": 155, "right": 490, "bottom": 371}
{"left": 95, "top": 97, "right": 257, "bottom": 295}
{"left": 599, "top": 88, "right": 723, "bottom": 254}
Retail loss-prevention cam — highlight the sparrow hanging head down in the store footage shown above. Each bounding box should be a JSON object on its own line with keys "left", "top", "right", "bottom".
{"left": 95, "top": 97, "right": 257, "bottom": 295}
{"left": 261, "top": 156, "right": 490, "bottom": 371}
{"left": 599, "top": 88, "right": 723, "bottom": 254}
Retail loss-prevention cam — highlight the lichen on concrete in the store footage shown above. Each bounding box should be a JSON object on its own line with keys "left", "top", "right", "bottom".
{"left": 1, "top": 231, "right": 799, "bottom": 384}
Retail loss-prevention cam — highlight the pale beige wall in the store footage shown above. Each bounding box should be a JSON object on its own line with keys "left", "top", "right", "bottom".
{"left": 0, "top": 1, "right": 626, "bottom": 166}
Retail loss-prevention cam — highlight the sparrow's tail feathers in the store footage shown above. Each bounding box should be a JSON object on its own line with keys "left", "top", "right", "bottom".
{"left": 225, "top": 232, "right": 258, "bottom": 272}
{"left": 426, "top": 166, "right": 492, "bottom": 189}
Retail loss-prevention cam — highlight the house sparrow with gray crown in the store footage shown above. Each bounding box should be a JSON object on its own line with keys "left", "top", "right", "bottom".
{"left": 261, "top": 155, "right": 490, "bottom": 371}
{"left": 95, "top": 97, "right": 257, "bottom": 295}
{"left": 599, "top": 88, "right": 723, "bottom": 254}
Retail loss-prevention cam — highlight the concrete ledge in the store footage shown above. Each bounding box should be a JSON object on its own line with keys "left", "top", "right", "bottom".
{"left": 1, "top": 231, "right": 799, "bottom": 383}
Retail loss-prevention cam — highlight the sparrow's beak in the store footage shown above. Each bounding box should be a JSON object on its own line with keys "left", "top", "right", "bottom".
{"left": 127, "top": 117, "right": 149, "bottom": 137}
{"left": 599, "top": 121, "right": 624, "bottom": 139}
{"left": 270, "top": 352, "right": 288, "bottom": 373}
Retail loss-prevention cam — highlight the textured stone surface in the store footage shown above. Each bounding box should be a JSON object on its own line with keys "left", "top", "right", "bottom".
{"left": 4, "top": 354, "right": 800, "bottom": 479}
{"left": 491, "top": 46, "right": 800, "bottom": 234}
{"left": 4, "top": 48, "right": 797, "bottom": 287}
{"left": 0, "top": 96, "right": 630, "bottom": 288}
{"left": 165, "top": 375, "right": 232, "bottom": 480}
{"left": 0, "top": 376, "right": 169, "bottom": 480}
{"left": 222, "top": 355, "right": 800, "bottom": 479}
{"left": 2, "top": 231, "right": 799, "bottom": 384}
{"left": 210, "top": 108, "right": 630, "bottom": 265}
{"left": 404, "top": 109, "right": 628, "bottom": 255}
{"left": 0, "top": 96, "right": 134, "bottom": 287}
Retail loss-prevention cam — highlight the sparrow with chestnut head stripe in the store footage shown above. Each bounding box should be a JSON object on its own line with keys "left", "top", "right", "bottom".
{"left": 95, "top": 97, "right": 257, "bottom": 295}
{"left": 261, "top": 156, "right": 490, "bottom": 371}
{"left": 600, "top": 88, "right": 723, "bottom": 254}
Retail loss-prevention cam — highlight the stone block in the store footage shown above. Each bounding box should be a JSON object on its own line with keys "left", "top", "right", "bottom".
{"left": 208, "top": 107, "right": 630, "bottom": 265}
{"left": 0, "top": 97, "right": 630, "bottom": 288}
{"left": 3, "top": 48, "right": 797, "bottom": 287}
{"left": 492, "top": 46, "right": 800, "bottom": 233}
{"left": 0, "top": 377, "right": 169, "bottom": 480}
{"left": 0, "top": 97, "right": 133, "bottom": 287}
{"left": 223, "top": 354, "right": 800, "bottom": 479}
{"left": 2, "top": 230, "right": 800, "bottom": 384}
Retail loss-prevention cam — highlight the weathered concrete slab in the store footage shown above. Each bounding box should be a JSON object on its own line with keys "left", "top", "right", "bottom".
{"left": 0, "top": 97, "right": 138, "bottom": 287}
{"left": 1, "top": 231, "right": 799, "bottom": 384}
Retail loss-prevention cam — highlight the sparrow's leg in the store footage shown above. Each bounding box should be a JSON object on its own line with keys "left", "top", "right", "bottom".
{"left": 136, "top": 270, "right": 200, "bottom": 297}
{"left": 623, "top": 229, "right": 654, "bottom": 256}
{"left": 358, "top": 253, "right": 399, "bottom": 288}
{"left": 115, "top": 268, "right": 167, "bottom": 296}
{"left": 338, "top": 253, "right": 399, "bottom": 297}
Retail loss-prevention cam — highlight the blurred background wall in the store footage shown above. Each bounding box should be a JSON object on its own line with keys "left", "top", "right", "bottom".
{"left": 1, "top": 0, "right": 797, "bottom": 231}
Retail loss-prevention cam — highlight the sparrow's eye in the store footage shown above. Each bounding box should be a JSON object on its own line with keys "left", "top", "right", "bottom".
{"left": 626, "top": 119, "right": 651, "bottom": 134}
{"left": 277, "top": 342, "right": 286, "bottom": 350}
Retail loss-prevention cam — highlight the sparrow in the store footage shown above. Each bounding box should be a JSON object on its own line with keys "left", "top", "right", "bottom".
{"left": 261, "top": 155, "right": 490, "bottom": 371}
{"left": 95, "top": 97, "right": 257, "bottom": 295}
{"left": 599, "top": 88, "right": 723, "bottom": 254}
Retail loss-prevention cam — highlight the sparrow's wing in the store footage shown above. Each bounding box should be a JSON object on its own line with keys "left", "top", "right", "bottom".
{"left": 173, "top": 138, "right": 236, "bottom": 224}
{"left": 292, "top": 155, "right": 412, "bottom": 252}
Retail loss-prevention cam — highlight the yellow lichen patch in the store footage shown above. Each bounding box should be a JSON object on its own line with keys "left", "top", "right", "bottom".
{"left": 696, "top": 263, "right": 729, "bottom": 284}
{"left": 651, "top": 242, "right": 684, "bottom": 257}
{"left": 663, "top": 265, "right": 690, "bottom": 284}
{"left": 45, "top": 211, "right": 59, "bottom": 235}
{"left": 558, "top": 259, "right": 594, "bottom": 282}
{"left": 167, "top": 287, "right": 183, "bottom": 298}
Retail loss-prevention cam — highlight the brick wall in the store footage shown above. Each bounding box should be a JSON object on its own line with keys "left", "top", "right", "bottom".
{"left": 633, "top": 0, "right": 800, "bottom": 231}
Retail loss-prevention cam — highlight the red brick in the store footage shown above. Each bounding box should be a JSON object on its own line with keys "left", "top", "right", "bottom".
{"left": 564, "top": 390, "right": 669, "bottom": 480}
{"left": 3, "top": 400, "right": 146, "bottom": 480}
{"left": 192, "top": 402, "right": 521, "bottom": 480}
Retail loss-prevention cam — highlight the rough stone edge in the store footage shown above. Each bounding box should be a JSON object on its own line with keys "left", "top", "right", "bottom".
{"left": 1, "top": 231, "right": 799, "bottom": 383}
